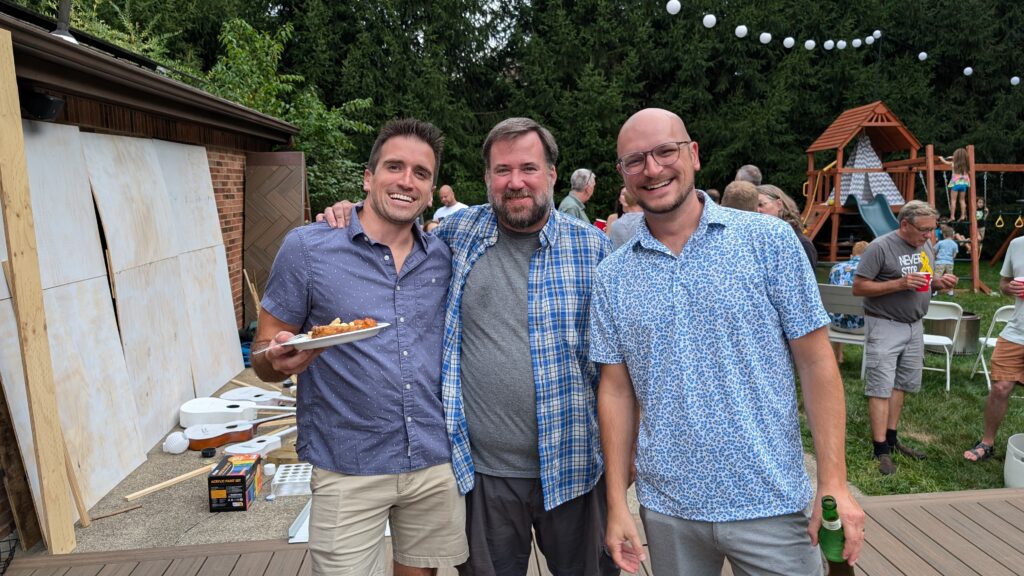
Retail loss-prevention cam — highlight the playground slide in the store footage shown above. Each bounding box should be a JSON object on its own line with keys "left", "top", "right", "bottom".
{"left": 844, "top": 194, "right": 900, "bottom": 238}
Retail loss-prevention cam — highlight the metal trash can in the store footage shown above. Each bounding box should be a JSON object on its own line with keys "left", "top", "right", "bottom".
{"left": 924, "top": 311, "right": 980, "bottom": 356}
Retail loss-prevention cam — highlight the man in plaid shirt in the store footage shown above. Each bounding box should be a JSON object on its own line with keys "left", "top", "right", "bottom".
{"left": 323, "top": 118, "right": 615, "bottom": 576}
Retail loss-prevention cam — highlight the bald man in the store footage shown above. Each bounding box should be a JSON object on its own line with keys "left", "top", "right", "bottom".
{"left": 590, "top": 108, "right": 864, "bottom": 575}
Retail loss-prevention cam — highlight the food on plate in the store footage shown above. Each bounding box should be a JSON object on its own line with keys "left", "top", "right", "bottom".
{"left": 310, "top": 317, "right": 377, "bottom": 338}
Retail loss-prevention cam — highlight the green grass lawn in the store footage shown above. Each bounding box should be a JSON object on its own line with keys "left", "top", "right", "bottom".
{"left": 804, "top": 259, "right": 1024, "bottom": 496}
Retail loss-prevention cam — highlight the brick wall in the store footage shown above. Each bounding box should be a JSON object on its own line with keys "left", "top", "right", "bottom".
{"left": 207, "top": 147, "right": 246, "bottom": 329}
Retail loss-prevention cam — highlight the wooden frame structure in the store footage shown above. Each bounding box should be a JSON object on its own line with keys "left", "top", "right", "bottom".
{"left": 803, "top": 101, "right": 1024, "bottom": 294}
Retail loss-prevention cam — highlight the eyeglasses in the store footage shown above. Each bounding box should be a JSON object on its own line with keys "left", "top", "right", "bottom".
{"left": 906, "top": 221, "right": 936, "bottom": 234}
{"left": 617, "top": 141, "right": 691, "bottom": 175}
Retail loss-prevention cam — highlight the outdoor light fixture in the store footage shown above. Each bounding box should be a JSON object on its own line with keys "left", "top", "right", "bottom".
{"left": 666, "top": 0, "right": 680, "bottom": 15}
{"left": 918, "top": 52, "right": 928, "bottom": 61}
{"left": 852, "top": 38, "right": 862, "bottom": 48}
{"left": 735, "top": 25, "right": 748, "bottom": 38}
{"left": 804, "top": 39, "right": 816, "bottom": 50}
{"left": 783, "top": 37, "right": 795, "bottom": 49}
{"left": 703, "top": 14, "right": 717, "bottom": 28}
{"left": 759, "top": 32, "right": 772, "bottom": 44}
{"left": 964, "top": 67, "right": 974, "bottom": 76}
{"left": 20, "top": 90, "right": 65, "bottom": 121}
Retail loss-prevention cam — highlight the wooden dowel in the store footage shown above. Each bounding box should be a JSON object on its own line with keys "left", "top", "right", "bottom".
{"left": 62, "top": 438, "right": 90, "bottom": 528}
{"left": 124, "top": 463, "right": 215, "bottom": 502}
{"left": 90, "top": 504, "right": 141, "bottom": 521}
{"left": 243, "top": 269, "right": 260, "bottom": 313}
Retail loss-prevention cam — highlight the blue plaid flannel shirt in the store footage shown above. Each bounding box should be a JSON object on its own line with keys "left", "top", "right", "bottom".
{"left": 436, "top": 205, "right": 611, "bottom": 510}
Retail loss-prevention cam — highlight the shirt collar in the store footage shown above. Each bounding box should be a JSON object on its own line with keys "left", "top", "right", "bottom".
{"left": 350, "top": 205, "right": 430, "bottom": 252}
{"left": 633, "top": 190, "right": 726, "bottom": 254}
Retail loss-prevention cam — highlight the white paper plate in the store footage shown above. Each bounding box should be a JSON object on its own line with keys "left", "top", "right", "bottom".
{"left": 284, "top": 323, "right": 390, "bottom": 351}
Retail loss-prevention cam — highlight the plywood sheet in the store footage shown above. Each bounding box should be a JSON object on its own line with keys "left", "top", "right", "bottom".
{"left": 43, "top": 278, "right": 146, "bottom": 506}
{"left": 82, "top": 134, "right": 180, "bottom": 272}
{"left": 152, "top": 140, "right": 223, "bottom": 253}
{"left": 113, "top": 259, "right": 193, "bottom": 450}
{"left": 179, "top": 246, "right": 243, "bottom": 397}
{"left": 0, "top": 278, "right": 146, "bottom": 517}
{"left": 22, "top": 120, "right": 106, "bottom": 289}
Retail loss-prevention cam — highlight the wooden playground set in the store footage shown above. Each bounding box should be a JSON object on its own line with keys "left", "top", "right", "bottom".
{"left": 800, "top": 100, "right": 1024, "bottom": 294}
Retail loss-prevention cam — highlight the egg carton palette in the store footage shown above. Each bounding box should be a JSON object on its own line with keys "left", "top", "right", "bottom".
{"left": 271, "top": 462, "right": 313, "bottom": 497}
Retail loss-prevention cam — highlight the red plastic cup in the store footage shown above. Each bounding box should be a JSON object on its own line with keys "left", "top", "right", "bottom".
{"left": 916, "top": 272, "right": 932, "bottom": 292}
{"left": 1015, "top": 277, "right": 1024, "bottom": 298}
{"left": 594, "top": 219, "right": 607, "bottom": 231}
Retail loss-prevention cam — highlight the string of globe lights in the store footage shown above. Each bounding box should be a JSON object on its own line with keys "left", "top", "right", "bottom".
{"left": 664, "top": 1, "right": 1022, "bottom": 87}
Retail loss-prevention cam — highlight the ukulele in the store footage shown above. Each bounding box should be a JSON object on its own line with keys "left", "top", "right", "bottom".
{"left": 224, "top": 425, "right": 298, "bottom": 457}
{"left": 183, "top": 414, "right": 294, "bottom": 451}
{"left": 179, "top": 397, "right": 295, "bottom": 428}
{"left": 219, "top": 387, "right": 295, "bottom": 405}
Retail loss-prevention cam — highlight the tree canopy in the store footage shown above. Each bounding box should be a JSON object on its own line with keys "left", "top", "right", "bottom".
{"left": 21, "top": 0, "right": 1024, "bottom": 221}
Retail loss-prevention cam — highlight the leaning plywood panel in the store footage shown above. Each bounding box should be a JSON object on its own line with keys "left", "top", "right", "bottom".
{"left": 113, "top": 259, "right": 193, "bottom": 450}
{"left": 179, "top": 246, "right": 243, "bottom": 397}
{"left": 43, "top": 277, "right": 147, "bottom": 506}
{"left": 22, "top": 121, "right": 106, "bottom": 289}
{"left": 152, "top": 141, "right": 223, "bottom": 253}
{"left": 82, "top": 134, "right": 180, "bottom": 272}
{"left": 0, "top": 280, "right": 146, "bottom": 519}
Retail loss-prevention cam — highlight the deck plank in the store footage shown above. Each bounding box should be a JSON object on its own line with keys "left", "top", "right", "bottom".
{"left": 64, "top": 566, "right": 103, "bottom": 576}
{"left": 262, "top": 548, "right": 305, "bottom": 576}
{"left": 163, "top": 556, "right": 204, "bottom": 576}
{"left": 854, "top": 539, "right": 903, "bottom": 576}
{"left": 94, "top": 561, "right": 137, "bottom": 576}
{"left": 896, "top": 505, "right": 1010, "bottom": 575}
{"left": 952, "top": 501, "right": 1024, "bottom": 551}
{"left": 925, "top": 503, "right": 1024, "bottom": 575}
{"left": 228, "top": 551, "right": 271, "bottom": 576}
{"left": 870, "top": 507, "right": 978, "bottom": 575}
{"left": 192, "top": 553, "right": 238, "bottom": 576}
{"left": 861, "top": 512, "right": 942, "bottom": 576}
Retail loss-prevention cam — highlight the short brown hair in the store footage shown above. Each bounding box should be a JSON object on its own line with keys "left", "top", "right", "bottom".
{"left": 367, "top": 118, "right": 445, "bottom": 181}
{"left": 482, "top": 117, "right": 558, "bottom": 172}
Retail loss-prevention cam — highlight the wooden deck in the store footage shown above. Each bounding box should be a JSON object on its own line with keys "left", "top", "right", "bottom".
{"left": 8, "top": 488, "right": 1024, "bottom": 575}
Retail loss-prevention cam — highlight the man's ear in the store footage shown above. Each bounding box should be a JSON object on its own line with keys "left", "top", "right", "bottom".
{"left": 363, "top": 168, "right": 373, "bottom": 194}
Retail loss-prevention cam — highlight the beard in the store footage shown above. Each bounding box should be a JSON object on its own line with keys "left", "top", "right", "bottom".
{"left": 637, "top": 180, "right": 694, "bottom": 215}
{"left": 490, "top": 186, "right": 552, "bottom": 231}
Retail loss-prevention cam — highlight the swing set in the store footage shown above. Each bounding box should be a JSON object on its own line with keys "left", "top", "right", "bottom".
{"left": 802, "top": 101, "right": 1024, "bottom": 294}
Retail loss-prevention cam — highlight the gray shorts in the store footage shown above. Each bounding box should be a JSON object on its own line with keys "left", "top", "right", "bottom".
{"left": 863, "top": 315, "right": 923, "bottom": 398}
{"left": 640, "top": 506, "right": 823, "bottom": 576}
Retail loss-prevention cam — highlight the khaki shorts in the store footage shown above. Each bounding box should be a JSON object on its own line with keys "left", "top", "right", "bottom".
{"left": 863, "top": 316, "right": 923, "bottom": 398}
{"left": 991, "top": 337, "right": 1024, "bottom": 383}
{"left": 308, "top": 463, "right": 468, "bottom": 575}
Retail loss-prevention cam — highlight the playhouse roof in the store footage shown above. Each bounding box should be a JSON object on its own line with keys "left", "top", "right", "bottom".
{"left": 807, "top": 101, "right": 921, "bottom": 156}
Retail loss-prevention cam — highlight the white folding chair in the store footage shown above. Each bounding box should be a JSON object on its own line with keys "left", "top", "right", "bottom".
{"left": 922, "top": 301, "right": 963, "bottom": 392}
{"left": 971, "top": 305, "right": 1016, "bottom": 390}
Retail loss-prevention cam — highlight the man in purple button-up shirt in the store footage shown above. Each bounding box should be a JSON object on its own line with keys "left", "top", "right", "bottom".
{"left": 254, "top": 119, "right": 467, "bottom": 576}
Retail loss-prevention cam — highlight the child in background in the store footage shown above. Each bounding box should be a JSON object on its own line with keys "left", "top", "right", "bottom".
{"left": 945, "top": 148, "right": 971, "bottom": 221}
{"left": 975, "top": 196, "right": 989, "bottom": 242}
{"left": 934, "top": 224, "right": 959, "bottom": 296}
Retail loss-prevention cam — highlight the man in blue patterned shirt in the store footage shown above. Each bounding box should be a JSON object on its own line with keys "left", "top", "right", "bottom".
{"left": 322, "top": 118, "right": 616, "bottom": 576}
{"left": 591, "top": 108, "right": 865, "bottom": 575}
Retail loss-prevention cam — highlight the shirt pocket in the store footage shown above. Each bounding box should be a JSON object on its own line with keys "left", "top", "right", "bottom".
{"left": 416, "top": 275, "right": 447, "bottom": 329}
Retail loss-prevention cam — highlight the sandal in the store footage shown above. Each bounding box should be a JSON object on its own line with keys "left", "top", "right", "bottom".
{"left": 963, "top": 441, "right": 993, "bottom": 462}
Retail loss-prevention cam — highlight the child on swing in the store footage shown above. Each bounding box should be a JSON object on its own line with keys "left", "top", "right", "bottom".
{"left": 944, "top": 148, "right": 970, "bottom": 221}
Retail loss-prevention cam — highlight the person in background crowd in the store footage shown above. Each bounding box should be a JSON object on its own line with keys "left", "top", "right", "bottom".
{"left": 828, "top": 240, "right": 870, "bottom": 362}
{"left": 434, "top": 184, "right": 468, "bottom": 221}
{"left": 558, "top": 168, "right": 595, "bottom": 222}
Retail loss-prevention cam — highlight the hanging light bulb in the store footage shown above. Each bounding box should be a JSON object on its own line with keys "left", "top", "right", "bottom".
{"left": 824, "top": 40, "right": 834, "bottom": 50}
{"left": 783, "top": 37, "right": 795, "bottom": 49}
{"left": 918, "top": 52, "right": 928, "bottom": 61}
{"left": 837, "top": 40, "right": 847, "bottom": 50}
{"left": 1012, "top": 76, "right": 1021, "bottom": 86}
{"left": 804, "top": 39, "right": 816, "bottom": 50}
{"left": 852, "top": 38, "right": 862, "bottom": 48}
{"left": 735, "top": 25, "right": 748, "bottom": 38}
{"left": 873, "top": 30, "right": 882, "bottom": 39}
{"left": 964, "top": 67, "right": 973, "bottom": 76}
{"left": 864, "top": 36, "right": 875, "bottom": 46}
{"left": 703, "top": 14, "right": 717, "bottom": 28}
{"left": 666, "top": 0, "right": 681, "bottom": 15}
{"left": 759, "top": 32, "right": 772, "bottom": 44}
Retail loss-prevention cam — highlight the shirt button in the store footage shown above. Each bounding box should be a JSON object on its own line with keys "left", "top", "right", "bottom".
{"left": 399, "top": 317, "right": 405, "bottom": 323}
{"left": 396, "top": 285, "right": 401, "bottom": 291}
{"left": 384, "top": 255, "right": 390, "bottom": 261}
{"left": 402, "top": 350, "right": 408, "bottom": 356}
{"left": 405, "top": 384, "right": 411, "bottom": 390}
{"left": 431, "top": 278, "right": 436, "bottom": 283}
{"left": 406, "top": 417, "right": 412, "bottom": 422}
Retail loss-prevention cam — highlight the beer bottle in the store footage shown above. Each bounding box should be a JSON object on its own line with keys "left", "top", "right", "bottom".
{"left": 819, "top": 495, "right": 855, "bottom": 575}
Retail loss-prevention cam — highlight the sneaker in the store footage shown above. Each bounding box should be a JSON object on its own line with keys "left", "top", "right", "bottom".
{"left": 876, "top": 454, "right": 895, "bottom": 475}
{"left": 891, "top": 441, "right": 926, "bottom": 460}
